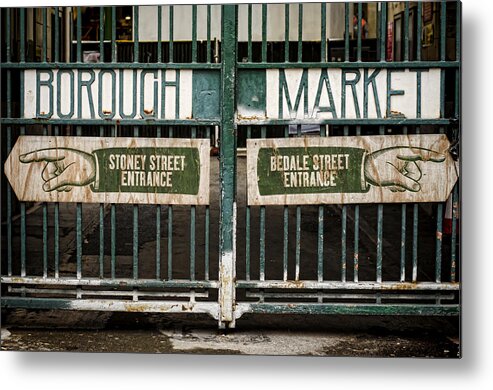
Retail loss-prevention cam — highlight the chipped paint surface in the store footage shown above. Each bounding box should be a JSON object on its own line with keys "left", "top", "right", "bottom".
{"left": 1, "top": 298, "right": 220, "bottom": 320}
{"left": 219, "top": 251, "right": 235, "bottom": 323}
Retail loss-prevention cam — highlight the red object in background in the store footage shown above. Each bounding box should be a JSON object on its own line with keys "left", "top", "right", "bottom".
{"left": 443, "top": 194, "right": 459, "bottom": 235}
{"left": 423, "top": 2, "right": 433, "bottom": 23}
{"left": 386, "top": 22, "right": 393, "bottom": 62}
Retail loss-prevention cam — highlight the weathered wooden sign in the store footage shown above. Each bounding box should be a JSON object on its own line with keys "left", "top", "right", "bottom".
{"left": 247, "top": 135, "right": 458, "bottom": 205}
{"left": 4, "top": 136, "right": 210, "bottom": 205}
{"left": 24, "top": 69, "right": 220, "bottom": 120}
{"left": 237, "top": 68, "right": 441, "bottom": 121}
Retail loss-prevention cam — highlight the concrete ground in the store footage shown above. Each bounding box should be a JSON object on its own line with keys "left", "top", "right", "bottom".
{"left": 1, "top": 310, "right": 459, "bottom": 357}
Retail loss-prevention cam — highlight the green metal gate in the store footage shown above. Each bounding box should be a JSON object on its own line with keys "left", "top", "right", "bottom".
{"left": 1, "top": 2, "right": 460, "bottom": 329}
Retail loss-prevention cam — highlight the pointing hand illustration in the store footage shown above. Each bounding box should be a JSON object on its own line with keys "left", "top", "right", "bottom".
{"left": 19, "top": 148, "right": 96, "bottom": 192}
{"left": 364, "top": 147, "right": 446, "bottom": 192}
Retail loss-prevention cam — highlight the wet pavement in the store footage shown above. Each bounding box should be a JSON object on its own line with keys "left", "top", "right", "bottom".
{"left": 1, "top": 310, "right": 460, "bottom": 357}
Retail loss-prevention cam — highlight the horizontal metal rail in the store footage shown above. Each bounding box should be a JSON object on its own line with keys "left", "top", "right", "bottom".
{"left": 1, "top": 298, "right": 220, "bottom": 319}
{"left": 2, "top": 276, "right": 219, "bottom": 289}
{"left": 9, "top": 287, "right": 209, "bottom": 299}
{"left": 235, "top": 118, "right": 454, "bottom": 126}
{"left": 237, "top": 280, "right": 459, "bottom": 291}
{"left": 0, "top": 119, "right": 220, "bottom": 126}
{"left": 234, "top": 302, "right": 459, "bottom": 319}
{"left": 1, "top": 62, "right": 222, "bottom": 69}
{"left": 236, "top": 61, "right": 460, "bottom": 69}
{"left": 245, "top": 291, "right": 456, "bottom": 301}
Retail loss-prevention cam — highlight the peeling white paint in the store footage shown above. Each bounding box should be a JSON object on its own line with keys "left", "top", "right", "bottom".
{"left": 1, "top": 328, "right": 12, "bottom": 341}
{"left": 219, "top": 250, "right": 234, "bottom": 323}
{"left": 159, "top": 327, "right": 342, "bottom": 356}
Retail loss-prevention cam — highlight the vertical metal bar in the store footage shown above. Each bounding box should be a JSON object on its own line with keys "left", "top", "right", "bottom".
{"left": 169, "top": 5, "right": 174, "bottom": 62}
{"left": 321, "top": 3, "right": 326, "bottom": 62}
{"left": 412, "top": 201, "right": 419, "bottom": 283}
{"left": 416, "top": 2, "right": 422, "bottom": 61}
{"left": 376, "top": 125, "right": 385, "bottom": 283}
{"left": 318, "top": 128, "right": 326, "bottom": 297}
{"left": 206, "top": 5, "right": 211, "bottom": 63}
{"left": 283, "top": 210, "right": 290, "bottom": 270}
{"left": 219, "top": 4, "right": 237, "bottom": 325}
{"left": 435, "top": 2, "right": 447, "bottom": 284}
{"left": 450, "top": 185, "right": 458, "bottom": 283}
{"left": 404, "top": 2, "right": 409, "bottom": 61}
{"left": 247, "top": 4, "right": 252, "bottom": 62}
{"left": 54, "top": 7, "right": 60, "bottom": 62}
{"left": 400, "top": 126, "right": 408, "bottom": 282}
{"left": 76, "top": 202, "right": 82, "bottom": 279}
{"left": 435, "top": 203, "right": 443, "bottom": 283}
{"left": 6, "top": 7, "right": 11, "bottom": 63}
{"left": 43, "top": 125, "right": 48, "bottom": 278}
{"left": 20, "top": 9, "right": 26, "bottom": 277}
{"left": 317, "top": 202, "right": 323, "bottom": 282}
{"left": 357, "top": 2, "right": 362, "bottom": 62}
{"left": 341, "top": 125, "right": 349, "bottom": 282}
{"left": 353, "top": 201, "right": 360, "bottom": 283}
{"left": 190, "top": 127, "right": 197, "bottom": 280}
{"left": 192, "top": 5, "right": 197, "bottom": 63}
{"left": 99, "top": 124, "right": 105, "bottom": 279}
{"left": 441, "top": 0, "right": 447, "bottom": 62}
{"left": 259, "top": 126, "right": 266, "bottom": 281}
{"left": 261, "top": 4, "right": 267, "bottom": 63}
{"left": 54, "top": 126, "right": 60, "bottom": 278}
{"left": 376, "top": 204, "right": 383, "bottom": 283}
{"left": 99, "top": 7, "right": 105, "bottom": 62}
{"left": 400, "top": 203, "right": 407, "bottom": 282}
{"left": 205, "top": 126, "right": 211, "bottom": 280}
{"left": 246, "top": 126, "right": 251, "bottom": 281}
{"left": 451, "top": 0, "right": 461, "bottom": 283}
{"left": 354, "top": 126, "right": 361, "bottom": 283}
{"left": 111, "top": 203, "right": 116, "bottom": 278}
{"left": 413, "top": 93, "right": 421, "bottom": 288}
{"left": 157, "top": 6, "right": 162, "bottom": 62}
{"left": 295, "top": 124, "right": 301, "bottom": 281}
{"left": 133, "top": 6, "right": 139, "bottom": 62}
{"left": 111, "top": 7, "right": 116, "bottom": 62}
{"left": 76, "top": 7, "right": 82, "bottom": 62}
{"left": 284, "top": 125, "right": 290, "bottom": 281}
{"left": 284, "top": 4, "right": 289, "bottom": 62}
{"left": 99, "top": 8, "right": 105, "bottom": 277}
{"left": 133, "top": 127, "right": 139, "bottom": 280}
{"left": 295, "top": 205, "right": 301, "bottom": 281}
{"left": 341, "top": 205, "right": 347, "bottom": 282}
{"left": 344, "top": 3, "right": 349, "bottom": 61}
{"left": 168, "top": 126, "right": 174, "bottom": 279}
{"left": 456, "top": 0, "right": 461, "bottom": 63}
{"left": 376, "top": 2, "right": 387, "bottom": 287}
{"left": 380, "top": 2, "right": 387, "bottom": 62}
{"left": 42, "top": 8, "right": 47, "bottom": 62}
{"left": 20, "top": 8, "right": 25, "bottom": 62}
{"left": 76, "top": 126, "right": 83, "bottom": 279}
{"left": 111, "top": 124, "right": 117, "bottom": 279}
{"left": 297, "top": 3, "right": 303, "bottom": 62}
{"left": 154, "top": 127, "right": 161, "bottom": 279}
{"left": 6, "top": 8, "right": 12, "bottom": 276}
{"left": 75, "top": 8, "right": 84, "bottom": 278}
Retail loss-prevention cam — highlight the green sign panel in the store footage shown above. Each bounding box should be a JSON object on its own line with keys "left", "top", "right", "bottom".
{"left": 257, "top": 147, "right": 367, "bottom": 195}
{"left": 92, "top": 147, "right": 200, "bottom": 194}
